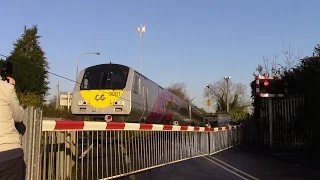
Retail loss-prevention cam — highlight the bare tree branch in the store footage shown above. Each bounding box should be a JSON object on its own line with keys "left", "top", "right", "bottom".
{"left": 257, "top": 40, "right": 302, "bottom": 76}
{"left": 271, "top": 53, "right": 278, "bottom": 75}
{"left": 262, "top": 53, "right": 269, "bottom": 74}
{"left": 314, "top": 44, "right": 320, "bottom": 56}
{"left": 281, "top": 39, "right": 300, "bottom": 71}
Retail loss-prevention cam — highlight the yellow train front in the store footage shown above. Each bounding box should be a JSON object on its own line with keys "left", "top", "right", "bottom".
{"left": 71, "top": 63, "right": 132, "bottom": 122}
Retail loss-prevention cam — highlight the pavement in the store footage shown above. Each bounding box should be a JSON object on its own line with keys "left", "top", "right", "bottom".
{"left": 117, "top": 146, "right": 319, "bottom": 180}
{"left": 236, "top": 145, "right": 320, "bottom": 170}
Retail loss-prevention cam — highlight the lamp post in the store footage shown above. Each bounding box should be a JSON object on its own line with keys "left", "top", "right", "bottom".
{"left": 137, "top": 24, "right": 147, "bottom": 73}
{"left": 223, "top": 76, "right": 231, "bottom": 112}
{"left": 76, "top": 52, "right": 100, "bottom": 80}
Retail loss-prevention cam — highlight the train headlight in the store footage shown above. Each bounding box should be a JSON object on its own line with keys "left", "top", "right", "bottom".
{"left": 78, "top": 100, "right": 87, "bottom": 106}
{"left": 113, "top": 101, "right": 124, "bottom": 106}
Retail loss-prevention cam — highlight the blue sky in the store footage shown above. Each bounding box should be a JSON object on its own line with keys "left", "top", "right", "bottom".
{"left": 0, "top": 0, "right": 319, "bottom": 110}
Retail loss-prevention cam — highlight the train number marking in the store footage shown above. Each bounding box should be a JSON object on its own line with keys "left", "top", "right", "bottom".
{"left": 108, "top": 92, "right": 121, "bottom": 97}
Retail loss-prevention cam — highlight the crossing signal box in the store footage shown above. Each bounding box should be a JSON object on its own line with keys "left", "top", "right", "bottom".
{"left": 255, "top": 75, "right": 286, "bottom": 98}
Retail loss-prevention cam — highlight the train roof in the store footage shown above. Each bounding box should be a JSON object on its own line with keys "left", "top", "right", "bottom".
{"left": 84, "top": 63, "right": 130, "bottom": 70}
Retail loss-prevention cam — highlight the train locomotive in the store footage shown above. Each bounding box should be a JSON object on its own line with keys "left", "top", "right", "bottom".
{"left": 71, "top": 63, "right": 205, "bottom": 126}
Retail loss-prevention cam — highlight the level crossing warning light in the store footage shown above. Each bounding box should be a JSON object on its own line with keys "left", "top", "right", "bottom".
{"left": 255, "top": 75, "right": 287, "bottom": 98}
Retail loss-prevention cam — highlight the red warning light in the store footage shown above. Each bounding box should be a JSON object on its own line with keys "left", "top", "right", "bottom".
{"left": 264, "top": 80, "right": 269, "bottom": 86}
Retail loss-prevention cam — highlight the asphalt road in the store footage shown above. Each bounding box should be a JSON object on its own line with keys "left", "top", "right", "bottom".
{"left": 117, "top": 147, "right": 319, "bottom": 180}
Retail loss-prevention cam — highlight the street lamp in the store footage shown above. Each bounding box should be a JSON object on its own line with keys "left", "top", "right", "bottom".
{"left": 223, "top": 76, "right": 231, "bottom": 112}
{"left": 76, "top": 52, "right": 100, "bottom": 80}
{"left": 137, "top": 24, "right": 147, "bottom": 73}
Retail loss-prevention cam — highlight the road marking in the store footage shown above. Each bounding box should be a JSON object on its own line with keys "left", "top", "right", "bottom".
{"left": 202, "top": 156, "right": 251, "bottom": 180}
{"left": 203, "top": 156, "right": 260, "bottom": 180}
{"left": 208, "top": 156, "right": 260, "bottom": 180}
{"left": 172, "top": 141, "right": 259, "bottom": 179}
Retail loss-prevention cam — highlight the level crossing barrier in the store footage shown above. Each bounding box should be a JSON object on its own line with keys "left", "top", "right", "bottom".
{"left": 19, "top": 107, "right": 242, "bottom": 180}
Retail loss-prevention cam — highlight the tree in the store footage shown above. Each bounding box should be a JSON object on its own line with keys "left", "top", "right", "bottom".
{"left": 314, "top": 44, "right": 320, "bottom": 56}
{"left": 42, "top": 95, "right": 76, "bottom": 119}
{"left": 167, "top": 82, "right": 190, "bottom": 102}
{"left": 7, "top": 25, "right": 49, "bottom": 106}
{"left": 0, "top": 59, "right": 4, "bottom": 75}
{"left": 203, "top": 79, "right": 250, "bottom": 114}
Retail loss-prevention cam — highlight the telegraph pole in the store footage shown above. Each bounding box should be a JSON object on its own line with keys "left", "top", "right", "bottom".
{"left": 56, "top": 80, "right": 60, "bottom": 109}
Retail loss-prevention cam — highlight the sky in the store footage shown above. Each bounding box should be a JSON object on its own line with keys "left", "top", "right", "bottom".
{"left": 0, "top": 0, "right": 319, "bottom": 110}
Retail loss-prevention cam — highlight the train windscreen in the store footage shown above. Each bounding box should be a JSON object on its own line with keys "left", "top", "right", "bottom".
{"left": 80, "top": 64, "right": 129, "bottom": 90}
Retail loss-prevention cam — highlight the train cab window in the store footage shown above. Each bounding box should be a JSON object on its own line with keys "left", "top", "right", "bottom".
{"left": 82, "top": 78, "right": 89, "bottom": 89}
{"left": 80, "top": 64, "right": 129, "bottom": 90}
{"left": 80, "top": 73, "right": 92, "bottom": 89}
{"left": 103, "top": 72, "right": 125, "bottom": 89}
{"left": 133, "top": 76, "right": 141, "bottom": 94}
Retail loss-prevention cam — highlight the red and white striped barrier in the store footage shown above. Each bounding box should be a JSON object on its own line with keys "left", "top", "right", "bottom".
{"left": 42, "top": 120, "right": 241, "bottom": 132}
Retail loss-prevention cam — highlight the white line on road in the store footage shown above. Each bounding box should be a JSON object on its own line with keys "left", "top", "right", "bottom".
{"left": 207, "top": 156, "right": 259, "bottom": 180}
{"left": 170, "top": 142, "right": 259, "bottom": 180}
{"left": 203, "top": 156, "right": 260, "bottom": 180}
{"left": 203, "top": 156, "right": 250, "bottom": 180}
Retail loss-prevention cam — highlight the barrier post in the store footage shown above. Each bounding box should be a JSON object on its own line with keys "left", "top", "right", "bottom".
{"left": 20, "top": 107, "right": 43, "bottom": 180}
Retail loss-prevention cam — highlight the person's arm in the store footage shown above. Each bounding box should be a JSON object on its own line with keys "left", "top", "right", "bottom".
{"left": 8, "top": 85, "right": 25, "bottom": 122}
{"left": 6, "top": 77, "right": 25, "bottom": 122}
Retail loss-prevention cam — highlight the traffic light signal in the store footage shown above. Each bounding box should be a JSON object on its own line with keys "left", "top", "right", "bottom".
{"left": 256, "top": 75, "right": 286, "bottom": 97}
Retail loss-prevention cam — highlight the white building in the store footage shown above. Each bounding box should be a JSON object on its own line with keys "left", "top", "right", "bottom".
{"left": 59, "top": 92, "right": 72, "bottom": 110}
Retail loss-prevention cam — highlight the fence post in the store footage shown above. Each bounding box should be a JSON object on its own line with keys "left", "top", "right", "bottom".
{"left": 33, "top": 108, "right": 43, "bottom": 180}
{"left": 20, "top": 106, "right": 43, "bottom": 180}
{"left": 268, "top": 98, "right": 273, "bottom": 148}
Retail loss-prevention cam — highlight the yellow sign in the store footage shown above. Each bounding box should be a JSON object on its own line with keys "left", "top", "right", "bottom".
{"left": 207, "top": 100, "right": 211, "bottom": 106}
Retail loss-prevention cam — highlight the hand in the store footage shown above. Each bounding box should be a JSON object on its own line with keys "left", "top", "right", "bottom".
{"left": 6, "top": 77, "right": 15, "bottom": 85}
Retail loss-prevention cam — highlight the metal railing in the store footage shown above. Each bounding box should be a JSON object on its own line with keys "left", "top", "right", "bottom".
{"left": 21, "top": 107, "right": 242, "bottom": 180}
{"left": 247, "top": 94, "right": 311, "bottom": 149}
